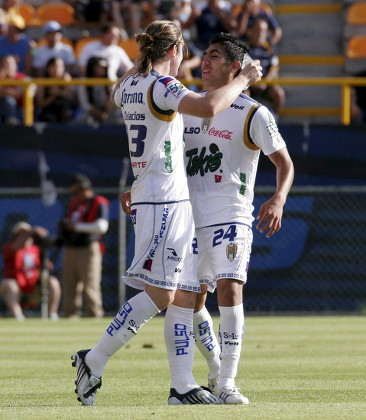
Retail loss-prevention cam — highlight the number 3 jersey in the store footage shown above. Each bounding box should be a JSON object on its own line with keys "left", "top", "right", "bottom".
{"left": 183, "top": 92, "right": 287, "bottom": 228}
{"left": 114, "top": 70, "right": 191, "bottom": 203}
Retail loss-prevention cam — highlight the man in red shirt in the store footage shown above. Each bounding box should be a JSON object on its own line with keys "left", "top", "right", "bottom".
{"left": 58, "top": 174, "right": 109, "bottom": 318}
{"left": 1, "top": 222, "right": 61, "bottom": 320}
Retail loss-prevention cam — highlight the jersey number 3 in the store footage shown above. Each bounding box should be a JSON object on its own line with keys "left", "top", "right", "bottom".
{"left": 130, "top": 124, "right": 147, "bottom": 157}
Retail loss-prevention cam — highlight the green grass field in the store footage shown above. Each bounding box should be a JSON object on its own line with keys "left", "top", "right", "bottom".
{"left": 0, "top": 315, "right": 365, "bottom": 420}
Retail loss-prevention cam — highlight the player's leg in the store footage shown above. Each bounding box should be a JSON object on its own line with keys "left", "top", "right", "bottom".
{"left": 166, "top": 289, "right": 222, "bottom": 404}
{"left": 0, "top": 278, "right": 25, "bottom": 320}
{"left": 216, "top": 278, "right": 248, "bottom": 404}
{"left": 198, "top": 223, "right": 252, "bottom": 404}
{"left": 163, "top": 202, "right": 221, "bottom": 404}
{"left": 193, "top": 285, "right": 220, "bottom": 393}
{"left": 73, "top": 285, "right": 173, "bottom": 405}
{"left": 71, "top": 202, "right": 179, "bottom": 405}
{"left": 165, "top": 290, "right": 197, "bottom": 394}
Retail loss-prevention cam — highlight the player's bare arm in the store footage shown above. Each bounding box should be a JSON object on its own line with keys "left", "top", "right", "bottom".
{"left": 178, "top": 60, "right": 262, "bottom": 118}
{"left": 256, "top": 147, "right": 294, "bottom": 238}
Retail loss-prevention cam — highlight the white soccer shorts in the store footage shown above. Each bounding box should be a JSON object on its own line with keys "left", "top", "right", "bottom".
{"left": 196, "top": 223, "right": 253, "bottom": 293}
{"left": 123, "top": 200, "right": 200, "bottom": 292}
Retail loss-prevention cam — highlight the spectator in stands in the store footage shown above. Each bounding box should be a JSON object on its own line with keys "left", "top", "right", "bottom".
{"left": 35, "top": 57, "right": 77, "bottom": 123}
{"left": 65, "top": 0, "right": 110, "bottom": 29}
{"left": 57, "top": 174, "right": 109, "bottom": 318}
{"left": 0, "top": 54, "right": 26, "bottom": 125}
{"left": 32, "top": 21, "right": 76, "bottom": 77}
{"left": 77, "top": 56, "right": 122, "bottom": 125}
{"left": 245, "top": 17, "right": 285, "bottom": 118}
{"left": 0, "top": 14, "right": 36, "bottom": 74}
{"left": 0, "top": 221, "right": 61, "bottom": 321}
{"left": 237, "top": 0, "right": 282, "bottom": 46}
{"left": 0, "top": 0, "right": 24, "bottom": 30}
{"left": 183, "top": 0, "right": 237, "bottom": 51}
{"left": 171, "top": 0, "right": 195, "bottom": 41}
{"left": 110, "top": 0, "right": 145, "bottom": 38}
{"left": 78, "top": 23, "right": 133, "bottom": 81}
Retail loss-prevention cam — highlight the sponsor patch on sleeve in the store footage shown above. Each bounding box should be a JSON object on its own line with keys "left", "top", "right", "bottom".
{"left": 266, "top": 113, "right": 284, "bottom": 143}
{"left": 159, "top": 76, "right": 185, "bottom": 98}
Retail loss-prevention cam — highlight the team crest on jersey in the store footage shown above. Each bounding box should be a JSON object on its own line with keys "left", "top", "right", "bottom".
{"left": 226, "top": 243, "right": 238, "bottom": 262}
{"left": 202, "top": 117, "right": 212, "bottom": 133}
{"left": 159, "top": 77, "right": 185, "bottom": 97}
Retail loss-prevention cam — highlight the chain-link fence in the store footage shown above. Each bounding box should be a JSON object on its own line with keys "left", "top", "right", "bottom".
{"left": 0, "top": 186, "right": 365, "bottom": 315}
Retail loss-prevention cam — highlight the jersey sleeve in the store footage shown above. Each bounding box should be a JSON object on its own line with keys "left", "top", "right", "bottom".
{"left": 152, "top": 76, "right": 191, "bottom": 111}
{"left": 249, "top": 106, "right": 287, "bottom": 155}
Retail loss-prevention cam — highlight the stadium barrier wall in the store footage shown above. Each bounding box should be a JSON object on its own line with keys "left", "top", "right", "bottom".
{"left": 0, "top": 186, "right": 365, "bottom": 315}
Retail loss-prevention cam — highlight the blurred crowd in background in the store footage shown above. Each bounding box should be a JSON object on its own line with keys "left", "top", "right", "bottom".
{"left": 0, "top": 0, "right": 285, "bottom": 125}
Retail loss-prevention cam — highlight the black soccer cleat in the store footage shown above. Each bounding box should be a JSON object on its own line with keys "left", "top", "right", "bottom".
{"left": 168, "top": 386, "right": 223, "bottom": 405}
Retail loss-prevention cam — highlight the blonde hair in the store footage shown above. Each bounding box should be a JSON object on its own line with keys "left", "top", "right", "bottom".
{"left": 135, "top": 20, "right": 183, "bottom": 77}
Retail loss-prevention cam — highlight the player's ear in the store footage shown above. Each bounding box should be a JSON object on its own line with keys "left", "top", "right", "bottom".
{"left": 232, "top": 60, "right": 242, "bottom": 73}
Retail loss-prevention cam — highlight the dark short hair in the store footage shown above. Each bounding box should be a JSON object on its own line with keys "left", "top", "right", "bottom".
{"left": 69, "top": 173, "right": 92, "bottom": 189}
{"left": 209, "top": 33, "right": 249, "bottom": 63}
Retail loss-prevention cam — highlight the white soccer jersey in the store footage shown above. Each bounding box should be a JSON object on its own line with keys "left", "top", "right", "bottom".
{"left": 114, "top": 70, "right": 191, "bottom": 203}
{"left": 183, "top": 92, "right": 286, "bottom": 228}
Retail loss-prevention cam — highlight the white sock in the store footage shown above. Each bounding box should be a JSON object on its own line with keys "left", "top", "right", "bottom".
{"left": 218, "top": 304, "right": 244, "bottom": 389}
{"left": 85, "top": 291, "right": 160, "bottom": 378}
{"left": 193, "top": 306, "right": 220, "bottom": 379}
{"left": 164, "top": 304, "right": 197, "bottom": 394}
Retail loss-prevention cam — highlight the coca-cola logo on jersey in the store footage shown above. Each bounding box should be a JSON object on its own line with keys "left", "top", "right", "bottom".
{"left": 208, "top": 127, "right": 233, "bottom": 140}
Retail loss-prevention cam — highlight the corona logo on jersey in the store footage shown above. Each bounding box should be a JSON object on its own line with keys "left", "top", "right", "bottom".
{"left": 185, "top": 143, "right": 222, "bottom": 176}
{"left": 226, "top": 243, "right": 238, "bottom": 262}
{"left": 121, "top": 89, "right": 144, "bottom": 105}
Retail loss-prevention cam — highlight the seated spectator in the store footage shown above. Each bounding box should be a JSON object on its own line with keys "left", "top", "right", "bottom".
{"left": 0, "top": 54, "right": 26, "bottom": 125}
{"left": 183, "top": 0, "right": 237, "bottom": 51}
{"left": 35, "top": 57, "right": 77, "bottom": 123}
{"left": 0, "top": 14, "right": 36, "bottom": 74}
{"left": 32, "top": 21, "right": 76, "bottom": 77}
{"left": 77, "top": 56, "right": 121, "bottom": 125}
{"left": 237, "top": 0, "right": 282, "bottom": 46}
{"left": 78, "top": 23, "right": 133, "bottom": 81}
{"left": 245, "top": 17, "right": 285, "bottom": 118}
{"left": 0, "top": 222, "right": 61, "bottom": 321}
